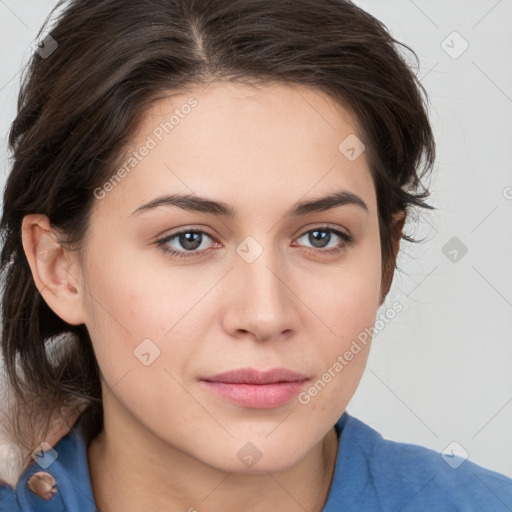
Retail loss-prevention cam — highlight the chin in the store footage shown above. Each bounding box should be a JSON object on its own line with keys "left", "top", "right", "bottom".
{"left": 194, "top": 436, "right": 312, "bottom": 475}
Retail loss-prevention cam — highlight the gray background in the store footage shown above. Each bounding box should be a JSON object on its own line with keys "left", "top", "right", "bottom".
{"left": 0, "top": 0, "right": 511, "bottom": 478}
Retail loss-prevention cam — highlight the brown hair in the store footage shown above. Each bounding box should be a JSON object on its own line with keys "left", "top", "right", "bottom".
{"left": 0, "top": 0, "right": 435, "bottom": 466}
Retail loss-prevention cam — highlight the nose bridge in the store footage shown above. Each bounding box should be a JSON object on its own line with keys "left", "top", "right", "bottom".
{"left": 236, "top": 234, "right": 286, "bottom": 306}
{"left": 229, "top": 234, "right": 295, "bottom": 338}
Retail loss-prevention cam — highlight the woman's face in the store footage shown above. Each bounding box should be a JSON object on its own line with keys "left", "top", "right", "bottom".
{"left": 74, "top": 81, "right": 387, "bottom": 472}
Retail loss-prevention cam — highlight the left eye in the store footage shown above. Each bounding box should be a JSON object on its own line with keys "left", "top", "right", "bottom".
{"left": 156, "top": 226, "right": 353, "bottom": 259}
{"left": 295, "top": 228, "right": 352, "bottom": 251}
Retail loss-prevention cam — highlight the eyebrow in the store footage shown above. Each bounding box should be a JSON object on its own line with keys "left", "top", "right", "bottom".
{"left": 131, "top": 190, "right": 369, "bottom": 218}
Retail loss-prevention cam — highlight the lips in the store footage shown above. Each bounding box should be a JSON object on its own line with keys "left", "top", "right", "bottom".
{"left": 200, "top": 367, "right": 309, "bottom": 408}
{"left": 202, "top": 367, "right": 308, "bottom": 384}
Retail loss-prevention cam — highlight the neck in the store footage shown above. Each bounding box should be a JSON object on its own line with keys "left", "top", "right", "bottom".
{"left": 87, "top": 400, "right": 339, "bottom": 512}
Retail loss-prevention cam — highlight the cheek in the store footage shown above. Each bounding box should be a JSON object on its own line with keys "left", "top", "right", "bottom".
{"left": 298, "top": 234, "right": 381, "bottom": 396}
{"left": 304, "top": 233, "right": 382, "bottom": 339}
{"left": 80, "top": 241, "right": 216, "bottom": 387}
{"left": 79, "top": 249, "right": 167, "bottom": 375}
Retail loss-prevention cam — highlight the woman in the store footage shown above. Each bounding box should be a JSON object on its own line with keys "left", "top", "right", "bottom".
{"left": 1, "top": 0, "right": 511, "bottom": 510}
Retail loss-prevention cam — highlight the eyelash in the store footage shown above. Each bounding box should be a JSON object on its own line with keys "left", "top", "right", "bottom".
{"left": 155, "top": 225, "right": 354, "bottom": 259}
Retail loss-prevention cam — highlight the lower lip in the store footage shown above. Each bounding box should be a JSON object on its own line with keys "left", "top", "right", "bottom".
{"left": 200, "top": 380, "right": 308, "bottom": 408}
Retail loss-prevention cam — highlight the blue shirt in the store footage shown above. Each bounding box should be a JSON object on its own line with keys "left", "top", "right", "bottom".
{"left": 1, "top": 411, "right": 511, "bottom": 511}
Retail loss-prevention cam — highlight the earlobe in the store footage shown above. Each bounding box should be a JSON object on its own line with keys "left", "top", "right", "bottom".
{"left": 21, "top": 214, "right": 86, "bottom": 326}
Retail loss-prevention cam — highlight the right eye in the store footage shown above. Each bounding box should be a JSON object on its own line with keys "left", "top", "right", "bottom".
{"left": 155, "top": 228, "right": 220, "bottom": 259}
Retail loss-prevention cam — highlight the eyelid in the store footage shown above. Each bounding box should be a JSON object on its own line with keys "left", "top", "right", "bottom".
{"left": 296, "top": 222, "right": 351, "bottom": 239}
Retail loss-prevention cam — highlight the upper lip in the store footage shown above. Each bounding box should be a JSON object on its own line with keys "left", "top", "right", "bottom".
{"left": 201, "top": 367, "right": 308, "bottom": 384}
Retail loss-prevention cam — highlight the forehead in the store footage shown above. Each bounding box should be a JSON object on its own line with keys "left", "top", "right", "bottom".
{"left": 95, "top": 81, "right": 376, "bottom": 219}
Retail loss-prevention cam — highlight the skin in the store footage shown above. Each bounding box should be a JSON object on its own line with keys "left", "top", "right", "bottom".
{"left": 21, "top": 81, "right": 405, "bottom": 512}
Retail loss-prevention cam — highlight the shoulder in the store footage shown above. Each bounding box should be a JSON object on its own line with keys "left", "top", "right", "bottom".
{"left": 325, "top": 412, "right": 512, "bottom": 511}
{"left": 0, "top": 425, "right": 97, "bottom": 512}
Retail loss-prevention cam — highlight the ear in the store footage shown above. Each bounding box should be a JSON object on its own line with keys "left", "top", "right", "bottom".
{"left": 379, "top": 210, "right": 406, "bottom": 305}
{"left": 21, "top": 214, "right": 87, "bottom": 325}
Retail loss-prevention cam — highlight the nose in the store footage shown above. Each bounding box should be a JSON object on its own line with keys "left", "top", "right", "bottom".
{"left": 221, "top": 241, "right": 299, "bottom": 342}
